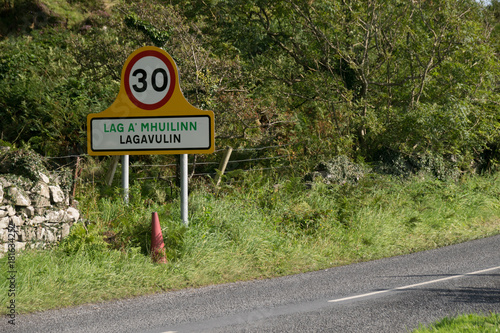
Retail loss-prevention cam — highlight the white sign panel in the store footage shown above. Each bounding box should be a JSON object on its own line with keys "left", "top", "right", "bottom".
{"left": 91, "top": 115, "right": 212, "bottom": 152}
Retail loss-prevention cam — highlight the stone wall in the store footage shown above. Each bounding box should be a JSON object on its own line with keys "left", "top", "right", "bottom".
{"left": 0, "top": 171, "right": 79, "bottom": 256}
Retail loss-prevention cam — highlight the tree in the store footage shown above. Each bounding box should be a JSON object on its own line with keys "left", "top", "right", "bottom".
{"left": 176, "top": 0, "right": 500, "bottom": 169}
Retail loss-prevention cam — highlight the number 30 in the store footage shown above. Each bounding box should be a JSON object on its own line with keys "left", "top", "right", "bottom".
{"left": 132, "top": 68, "right": 169, "bottom": 93}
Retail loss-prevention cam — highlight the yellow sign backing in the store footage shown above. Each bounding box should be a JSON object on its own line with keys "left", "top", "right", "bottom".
{"left": 87, "top": 46, "right": 215, "bottom": 156}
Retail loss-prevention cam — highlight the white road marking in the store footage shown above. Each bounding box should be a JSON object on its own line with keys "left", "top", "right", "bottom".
{"left": 328, "top": 265, "right": 500, "bottom": 303}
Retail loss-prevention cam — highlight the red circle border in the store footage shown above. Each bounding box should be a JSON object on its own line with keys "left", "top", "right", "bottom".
{"left": 124, "top": 50, "right": 176, "bottom": 110}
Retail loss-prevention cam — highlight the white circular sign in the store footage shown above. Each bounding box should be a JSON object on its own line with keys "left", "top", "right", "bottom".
{"left": 124, "top": 50, "right": 176, "bottom": 110}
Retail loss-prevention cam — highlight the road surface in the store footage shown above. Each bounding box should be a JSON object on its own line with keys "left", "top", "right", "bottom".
{"left": 3, "top": 235, "right": 500, "bottom": 332}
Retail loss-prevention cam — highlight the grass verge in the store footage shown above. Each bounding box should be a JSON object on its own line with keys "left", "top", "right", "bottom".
{"left": 1, "top": 172, "right": 500, "bottom": 314}
{"left": 413, "top": 313, "right": 500, "bottom": 332}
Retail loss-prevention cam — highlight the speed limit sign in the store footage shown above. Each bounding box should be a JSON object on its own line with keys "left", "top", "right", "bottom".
{"left": 87, "top": 46, "right": 215, "bottom": 156}
{"left": 124, "top": 49, "right": 176, "bottom": 110}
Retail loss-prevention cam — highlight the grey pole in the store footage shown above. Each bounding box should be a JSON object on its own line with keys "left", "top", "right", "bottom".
{"left": 180, "top": 154, "right": 188, "bottom": 225}
{"left": 122, "top": 155, "right": 129, "bottom": 204}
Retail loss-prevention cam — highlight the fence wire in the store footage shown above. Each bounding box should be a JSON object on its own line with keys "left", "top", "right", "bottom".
{"left": 40, "top": 143, "right": 293, "bottom": 186}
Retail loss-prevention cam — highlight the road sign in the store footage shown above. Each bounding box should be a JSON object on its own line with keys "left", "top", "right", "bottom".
{"left": 90, "top": 115, "right": 212, "bottom": 153}
{"left": 87, "top": 46, "right": 215, "bottom": 156}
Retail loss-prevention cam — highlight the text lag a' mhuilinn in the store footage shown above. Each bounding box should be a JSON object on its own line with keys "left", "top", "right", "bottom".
{"left": 119, "top": 121, "right": 197, "bottom": 145}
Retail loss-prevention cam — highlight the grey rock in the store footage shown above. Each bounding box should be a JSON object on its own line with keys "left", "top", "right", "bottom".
{"left": 7, "top": 186, "right": 31, "bottom": 207}
{"left": 6, "top": 205, "right": 15, "bottom": 217}
{"left": 49, "top": 186, "right": 65, "bottom": 204}
{"left": 63, "top": 207, "right": 80, "bottom": 223}
{"left": 38, "top": 172, "right": 50, "bottom": 184}
{"left": 0, "top": 205, "right": 16, "bottom": 217}
{"left": 34, "top": 207, "right": 46, "bottom": 215}
{"left": 46, "top": 210, "right": 64, "bottom": 222}
{"left": 11, "top": 215, "right": 23, "bottom": 227}
{"left": 61, "top": 224, "right": 71, "bottom": 238}
{"left": 0, "top": 217, "right": 10, "bottom": 229}
{"left": 304, "top": 156, "right": 368, "bottom": 186}
{"left": 36, "top": 227, "right": 45, "bottom": 240}
{"left": 20, "top": 206, "right": 35, "bottom": 218}
{"left": 23, "top": 228, "right": 35, "bottom": 242}
{"left": 45, "top": 229, "right": 55, "bottom": 242}
{"left": 0, "top": 229, "right": 7, "bottom": 242}
{"left": 32, "top": 182, "right": 50, "bottom": 198}
{"left": 0, "top": 171, "right": 79, "bottom": 248}
{"left": 34, "top": 196, "right": 51, "bottom": 208}
{"left": 0, "top": 178, "right": 12, "bottom": 188}
{"left": 17, "top": 229, "right": 25, "bottom": 242}
{"left": 30, "top": 216, "right": 47, "bottom": 225}
{"left": 0, "top": 207, "right": 8, "bottom": 218}
{"left": 0, "top": 243, "right": 7, "bottom": 255}
{"left": 15, "top": 241, "right": 25, "bottom": 251}
{"left": 31, "top": 183, "right": 52, "bottom": 208}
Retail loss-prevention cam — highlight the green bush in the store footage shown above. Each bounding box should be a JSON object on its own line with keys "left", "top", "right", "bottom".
{"left": 0, "top": 147, "right": 49, "bottom": 181}
{"left": 0, "top": 28, "right": 116, "bottom": 156}
{"left": 59, "top": 222, "right": 109, "bottom": 257}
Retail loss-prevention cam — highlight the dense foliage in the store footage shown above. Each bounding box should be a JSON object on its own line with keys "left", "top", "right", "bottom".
{"left": 0, "top": 0, "right": 499, "bottom": 175}
{"left": 0, "top": 1, "right": 499, "bottom": 315}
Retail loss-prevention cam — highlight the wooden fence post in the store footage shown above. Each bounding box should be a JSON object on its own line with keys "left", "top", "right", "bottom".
{"left": 104, "top": 155, "right": 120, "bottom": 186}
{"left": 215, "top": 147, "right": 233, "bottom": 186}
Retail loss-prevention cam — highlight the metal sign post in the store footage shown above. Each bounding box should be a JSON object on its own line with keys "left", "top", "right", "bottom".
{"left": 180, "top": 154, "right": 188, "bottom": 225}
{"left": 87, "top": 46, "right": 215, "bottom": 223}
{"left": 121, "top": 155, "right": 129, "bottom": 204}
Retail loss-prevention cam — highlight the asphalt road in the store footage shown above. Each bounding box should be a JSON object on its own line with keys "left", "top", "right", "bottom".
{"left": 3, "top": 235, "right": 500, "bottom": 333}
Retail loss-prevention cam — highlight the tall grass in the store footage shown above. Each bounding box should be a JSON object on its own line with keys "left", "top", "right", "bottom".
{"left": 1, "top": 172, "right": 500, "bottom": 314}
